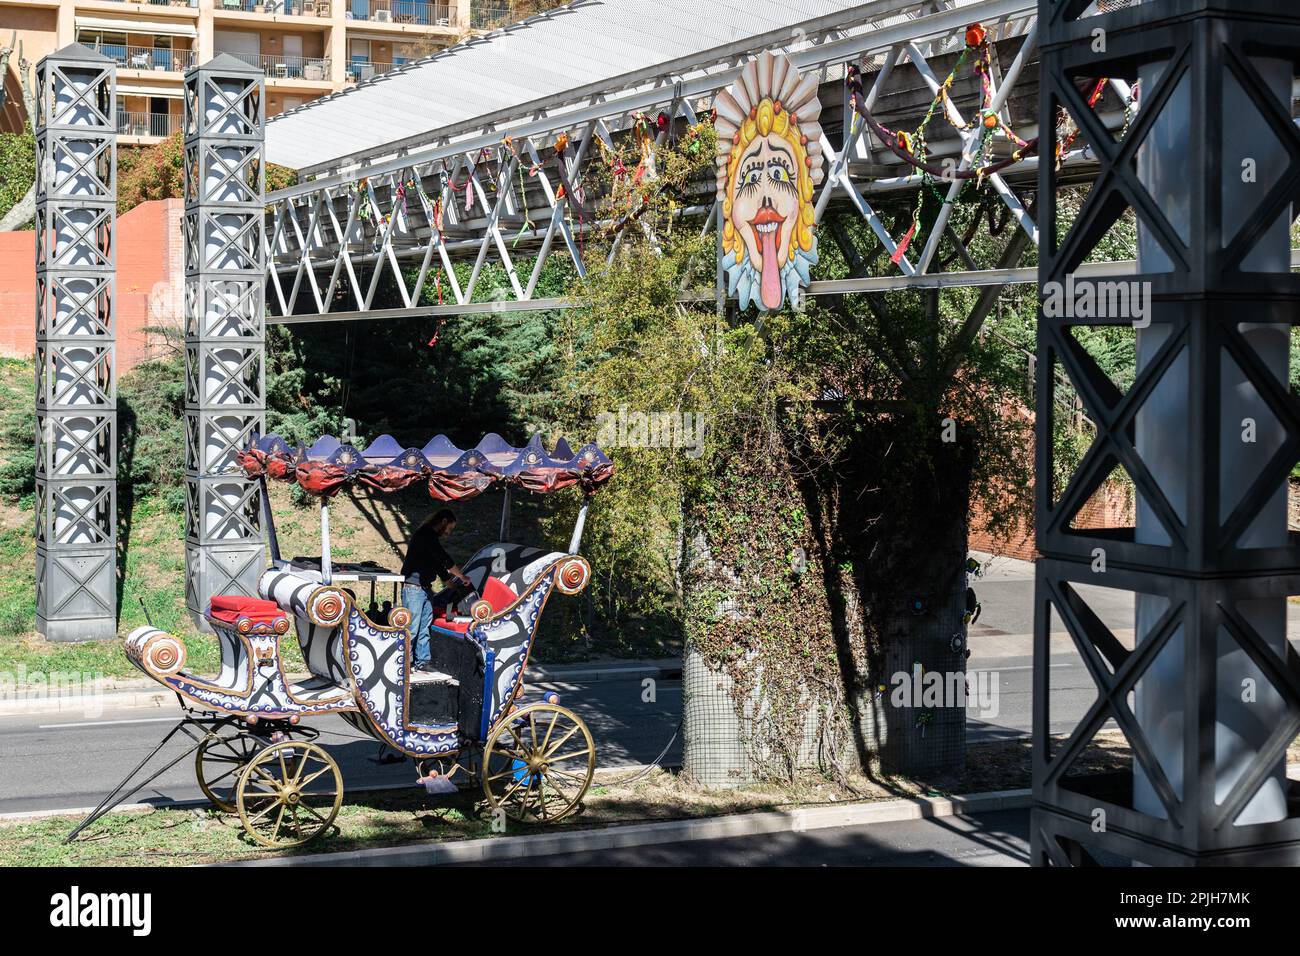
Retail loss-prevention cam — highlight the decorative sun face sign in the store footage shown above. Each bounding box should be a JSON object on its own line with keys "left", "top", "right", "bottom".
{"left": 716, "top": 51, "right": 825, "bottom": 313}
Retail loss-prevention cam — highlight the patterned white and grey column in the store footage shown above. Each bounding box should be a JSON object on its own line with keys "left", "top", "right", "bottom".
{"left": 183, "top": 55, "right": 267, "bottom": 631}
{"left": 34, "top": 44, "right": 118, "bottom": 642}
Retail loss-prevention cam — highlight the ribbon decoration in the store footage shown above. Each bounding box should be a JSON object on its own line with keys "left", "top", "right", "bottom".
{"left": 845, "top": 64, "right": 1039, "bottom": 181}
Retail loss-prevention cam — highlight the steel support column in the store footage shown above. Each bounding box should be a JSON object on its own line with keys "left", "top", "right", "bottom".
{"left": 1033, "top": 0, "right": 1300, "bottom": 865}
{"left": 34, "top": 44, "right": 117, "bottom": 642}
{"left": 183, "top": 55, "right": 267, "bottom": 631}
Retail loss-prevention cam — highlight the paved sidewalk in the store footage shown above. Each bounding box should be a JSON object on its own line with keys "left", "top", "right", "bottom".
{"left": 473, "top": 808, "right": 1031, "bottom": 867}
{"left": 227, "top": 790, "right": 1031, "bottom": 867}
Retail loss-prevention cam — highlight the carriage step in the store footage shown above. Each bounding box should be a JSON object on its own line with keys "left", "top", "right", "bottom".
{"left": 410, "top": 672, "right": 461, "bottom": 728}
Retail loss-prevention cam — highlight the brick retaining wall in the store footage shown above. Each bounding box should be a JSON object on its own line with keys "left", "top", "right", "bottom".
{"left": 0, "top": 198, "right": 183, "bottom": 370}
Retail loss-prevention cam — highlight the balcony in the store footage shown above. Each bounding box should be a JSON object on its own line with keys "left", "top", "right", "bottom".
{"left": 216, "top": 0, "right": 334, "bottom": 17}
{"left": 83, "top": 43, "right": 196, "bottom": 73}
{"left": 347, "top": 1, "right": 453, "bottom": 26}
{"left": 117, "top": 111, "right": 182, "bottom": 139}
{"left": 470, "top": 3, "right": 511, "bottom": 28}
{"left": 216, "top": 51, "right": 332, "bottom": 81}
{"left": 96, "top": 0, "right": 198, "bottom": 6}
{"left": 345, "top": 59, "right": 408, "bottom": 82}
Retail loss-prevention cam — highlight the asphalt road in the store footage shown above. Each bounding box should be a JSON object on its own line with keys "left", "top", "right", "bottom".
{"left": 0, "top": 677, "right": 682, "bottom": 816}
{"left": 966, "top": 554, "right": 1300, "bottom": 743}
{"left": 456, "top": 809, "right": 1031, "bottom": 867}
{"left": 7, "top": 554, "right": 1298, "bottom": 817}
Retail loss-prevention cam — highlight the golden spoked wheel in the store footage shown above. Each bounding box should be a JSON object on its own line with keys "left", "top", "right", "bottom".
{"left": 481, "top": 703, "right": 595, "bottom": 824}
{"left": 235, "top": 741, "right": 343, "bottom": 849}
{"left": 195, "top": 731, "right": 260, "bottom": 813}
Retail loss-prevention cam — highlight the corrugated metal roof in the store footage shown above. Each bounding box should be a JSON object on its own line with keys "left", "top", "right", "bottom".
{"left": 264, "top": 0, "right": 867, "bottom": 171}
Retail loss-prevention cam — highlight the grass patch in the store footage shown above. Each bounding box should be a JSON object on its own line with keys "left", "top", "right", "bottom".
{"left": 0, "top": 765, "right": 937, "bottom": 867}
{"left": 15, "top": 730, "right": 1277, "bottom": 867}
{"left": 0, "top": 736, "right": 1075, "bottom": 867}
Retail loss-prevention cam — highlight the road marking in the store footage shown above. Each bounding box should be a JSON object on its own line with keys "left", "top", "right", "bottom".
{"left": 38, "top": 717, "right": 179, "bottom": 730}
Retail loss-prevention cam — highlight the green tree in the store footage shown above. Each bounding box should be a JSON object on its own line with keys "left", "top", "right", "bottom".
{"left": 544, "top": 119, "right": 1047, "bottom": 784}
{"left": 0, "top": 131, "right": 34, "bottom": 225}
{"left": 117, "top": 131, "right": 297, "bottom": 215}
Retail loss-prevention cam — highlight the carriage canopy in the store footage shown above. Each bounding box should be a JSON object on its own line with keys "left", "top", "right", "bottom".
{"left": 238, "top": 432, "right": 615, "bottom": 501}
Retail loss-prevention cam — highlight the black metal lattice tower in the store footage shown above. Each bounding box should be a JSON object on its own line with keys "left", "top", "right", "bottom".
{"left": 34, "top": 44, "right": 118, "bottom": 642}
{"left": 1034, "top": 0, "right": 1300, "bottom": 865}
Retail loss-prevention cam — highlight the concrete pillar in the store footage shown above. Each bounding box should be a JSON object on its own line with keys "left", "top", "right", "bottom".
{"left": 328, "top": 14, "right": 347, "bottom": 86}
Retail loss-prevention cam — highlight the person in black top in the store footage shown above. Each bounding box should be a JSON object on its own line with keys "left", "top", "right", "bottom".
{"left": 401, "top": 509, "right": 472, "bottom": 664}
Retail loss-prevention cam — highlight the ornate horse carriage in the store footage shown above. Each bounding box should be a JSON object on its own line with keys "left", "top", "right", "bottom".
{"left": 70, "top": 432, "right": 613, "bottom": 849}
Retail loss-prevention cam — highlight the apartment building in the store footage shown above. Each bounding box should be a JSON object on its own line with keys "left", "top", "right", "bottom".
{"left": 0, "top": 0, "right": 513, "bottom": 144}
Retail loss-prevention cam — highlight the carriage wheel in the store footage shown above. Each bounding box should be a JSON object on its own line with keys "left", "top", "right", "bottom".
{"left": 481, "top": 703, "right": 595, "bottom": 824}
{"left": 235, "top": 741, "right": 343, "bottom": 849}
{"left": 195, "top": 730, "right": 260, "bottom": 812}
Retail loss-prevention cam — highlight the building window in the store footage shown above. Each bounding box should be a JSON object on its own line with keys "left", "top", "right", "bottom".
{"left": 77, "top": 30, "right": 128, "bottom": 63}
{"left": 152, "top": 36, "right": 173, "bottom": 72}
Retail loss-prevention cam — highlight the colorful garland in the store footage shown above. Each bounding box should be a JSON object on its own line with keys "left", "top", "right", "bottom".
{"left": 844, "top": 23, "right": 1043, "bottom": 262}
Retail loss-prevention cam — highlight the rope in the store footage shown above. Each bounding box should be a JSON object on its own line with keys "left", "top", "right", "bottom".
{"left": 593, "top": 729, "right": 681, "bottom": 787}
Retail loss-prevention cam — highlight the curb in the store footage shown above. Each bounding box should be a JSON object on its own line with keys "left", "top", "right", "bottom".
{"left": 0, "top": 659, "right": 683, "bottom": 718}
{"left": 0, "top": 781, "right": 421, "bottom": 824}
{"left": 0, "top": 687, "right": 179, "bottom": 718}
{"left": 221, "top": 788, "right": 1032, "bottom": 867}
{"left": 0, "top": 765, "right": 670, "bottom": 823}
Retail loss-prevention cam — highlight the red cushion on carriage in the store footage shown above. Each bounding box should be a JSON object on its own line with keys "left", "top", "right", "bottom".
{"left": 208, "top": 595, "right": 285, "bottom": 625}
{"left": 430, "top": 614, "right": 471, "bottom": 635}
{"left": 429, "top": 577, "right": 517, "bottom": 636}
{"left": 480, "top": 575, "right": 517, "bottom": 613}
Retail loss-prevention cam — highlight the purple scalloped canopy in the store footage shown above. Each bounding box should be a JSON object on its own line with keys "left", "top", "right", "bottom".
{"left": 238, "top": 432, "right": 614, "bottom": 501}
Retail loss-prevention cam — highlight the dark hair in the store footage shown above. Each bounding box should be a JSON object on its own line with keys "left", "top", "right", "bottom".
{"left": 427, "top": 508, "right": 456, "bottom": 531}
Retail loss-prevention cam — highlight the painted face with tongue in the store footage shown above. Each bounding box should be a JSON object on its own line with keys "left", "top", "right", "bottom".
{"left": 730, "top": 136, "right": 801, "bottom": 311}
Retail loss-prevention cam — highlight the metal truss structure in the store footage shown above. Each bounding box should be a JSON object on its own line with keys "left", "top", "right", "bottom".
{"left": 34, "top": 45, "right": 117, "bottom": 642}
{"left": 1033, "top": 0, "right": 1300, "bottom": 865}
{"left": 120, "top": 0, "right": 1300, "bottom": 864}
{"left": 262, "top": 0, "right": 1070, "bottom": 324}
{"left": 183, "top": 55, "right": 267, "bottom": 632}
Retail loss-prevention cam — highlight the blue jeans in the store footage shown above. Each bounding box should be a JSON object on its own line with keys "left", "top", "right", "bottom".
{"left": 403, "top": 584, "right": 435, "bottom": 665}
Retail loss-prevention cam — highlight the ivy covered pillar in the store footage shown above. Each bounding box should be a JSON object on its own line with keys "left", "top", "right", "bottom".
{"left": 183, "top": 55, "right": 267, "bottom": 632}
{"left": 681, "top": 452, "right": 858, "bottom": 788}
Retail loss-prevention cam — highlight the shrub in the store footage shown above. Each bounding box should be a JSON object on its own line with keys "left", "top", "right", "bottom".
{"left": 0, "top": 131, "right": 34, "bottom": 225}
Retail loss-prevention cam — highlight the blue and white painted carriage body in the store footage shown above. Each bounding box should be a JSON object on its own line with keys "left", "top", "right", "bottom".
{"left": 125, "top": 544, "right": 592, "bottom": 758}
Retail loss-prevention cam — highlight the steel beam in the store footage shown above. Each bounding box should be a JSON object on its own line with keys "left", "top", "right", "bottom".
{"left": 264, "top": 9, "right": 1043, "bottom": 320}
{"left": 1032, "top": 0, "right": 1300, "bottom": 867}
